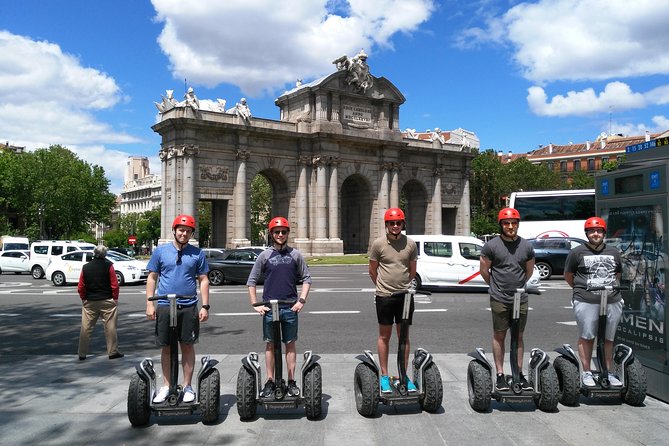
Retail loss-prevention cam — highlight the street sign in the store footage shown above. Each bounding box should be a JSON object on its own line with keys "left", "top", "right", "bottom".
{"left": 128, "top": 236, "right": 137, "bottom": 245}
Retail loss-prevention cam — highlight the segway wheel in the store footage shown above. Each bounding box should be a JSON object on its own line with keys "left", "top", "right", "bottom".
{"left": 622, "top": 359, "right": 647, "bottom": 406}
{"left": 354, "top": 362, "right": 379, "bottom": 417}
{"left": 200, "top": 368, "right": 221, "bottom": 424}
{"left": 236, "top": 366, "right": 258, "bottom": 420}
{"left": 467, "top": 360, "right": 491, "bottom": 412}
{"left": 532, "top": 365, "right": 559, "bottom": 412}
{"left": 553, "top": 356, "right": 580, "bottom": 406}
{"left": 127, "top": 374, "right": 151, "bottom": 427}
{"left": 416, "top": 362, "right": 443, "bottom": 412}
{"left": 303, "top": 363, "right": 323, "bottom": 420}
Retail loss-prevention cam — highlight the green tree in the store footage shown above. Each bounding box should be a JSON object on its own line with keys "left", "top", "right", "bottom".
{"left": 470, "top": 150, "right": 505, "bottom": 236}
{"left": 103, "top": 228, "right": 129, "bottom": 247}
{"left": 0, "top": 145, "right": 116, "bottom": 239}
{"left": 250, "top": 174, "right": 272, "bottom": 245}
{"left": 197, "top": 202, "right": 212, "bottom": 247}
{"left": 568, "top": 169, "right": 595, "bottom": 189}
{"left": 137, "top": 207, "right": 161, "bottom": 248}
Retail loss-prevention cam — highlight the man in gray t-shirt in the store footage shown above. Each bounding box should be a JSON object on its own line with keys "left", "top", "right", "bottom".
{"left": 480, "top": 208, "right": 535, "bottom": 392}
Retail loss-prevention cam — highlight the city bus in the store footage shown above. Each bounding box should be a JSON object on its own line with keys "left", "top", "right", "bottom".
{"left": 508, "top": 189, "right": 595, "bottom": 239}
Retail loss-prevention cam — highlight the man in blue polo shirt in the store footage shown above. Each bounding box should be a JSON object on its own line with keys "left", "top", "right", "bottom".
{"left": 146, "top": 214, "right": 210, "bottom": 404}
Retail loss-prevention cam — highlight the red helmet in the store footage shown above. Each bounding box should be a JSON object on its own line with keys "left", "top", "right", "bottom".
{"left": 498, "top": 208, "right": 520, "bottom": 222}
{"left": 384, "top": 207, "right": 405, "bottom": 222}
{"left": 584, "top": 217, "right": 606, "bottom": 232}
{"left": 172, "top": 214, "right": 196, "bottom": 230}
{"left": 268, "top": 216, "right": 290, "bottom": 231}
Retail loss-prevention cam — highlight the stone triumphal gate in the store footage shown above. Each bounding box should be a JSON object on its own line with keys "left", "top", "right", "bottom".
{"left": 152, "top": 53, "right": 474, "bottom": 255}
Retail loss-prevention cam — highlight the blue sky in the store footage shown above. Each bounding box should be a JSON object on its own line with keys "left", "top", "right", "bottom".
{"left": 1, "top": 0, "right": 668, "bottom": 194}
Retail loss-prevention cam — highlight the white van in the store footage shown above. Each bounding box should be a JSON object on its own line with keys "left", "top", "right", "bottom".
{"left": 408, "top": 234, "right": 541, "bottom": 290}
{"left": 0, "top": 235, "right": 30, "bottom": 251}
{"left": 29, "top": 240, "right": 96, "bottom": 279}
{"left": 408, "top": 235, "right": 488, "bottom": 289}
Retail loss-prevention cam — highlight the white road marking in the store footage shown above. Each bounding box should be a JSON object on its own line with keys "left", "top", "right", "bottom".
{"left": 414, "top": 309, "right": 447, "bottom": 312}
{"left": 557, "top": 321, "right": 577, "bottom": 326}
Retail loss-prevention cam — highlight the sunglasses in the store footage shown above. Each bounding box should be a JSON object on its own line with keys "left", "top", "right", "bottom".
{"left": 272, "top": 230, "right": 288, "bottom": 235}
{"left": 176, "top": 250, "right": 183, "bottom": 265}
{"left": 387, "top": 221, "right": 403, "bottom": 227}
{"left": 587, "top": 228, "right": 605, "bottom": 234}
{"left": 500, "top": 221, "right": 519, "bottom": 227}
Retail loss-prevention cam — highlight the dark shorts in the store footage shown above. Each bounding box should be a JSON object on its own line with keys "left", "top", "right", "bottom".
{"left": 155, "top": 304, "right": 199, "bottom": 346}
{"left": 491, "top": 299, "right": 528, "bottom": 332}
{"left": 375, "top": 294, "right": 414, "bottom": 325}
{"left": 263, "top": 308, "right": 298, "bottom": 344}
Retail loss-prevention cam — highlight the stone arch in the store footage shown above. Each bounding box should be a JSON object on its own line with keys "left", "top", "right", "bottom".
{"left": 340, "top": 173, "right": 373, "bottom": 253}
{"left": 402, "top": 179, "right": 428, "bottom": 235}
{"left": 245, "top": 168, "right": 291, "bottom": 245}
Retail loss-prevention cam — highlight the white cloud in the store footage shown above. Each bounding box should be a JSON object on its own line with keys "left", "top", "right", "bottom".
{"left": 0, "top": 31, "right": 142, "bottom": 194}
{"left": 609, "top": 115, "right": 669, "bottom": 137}
{"left": 151, "top": 0, "right": 435, "bottom": 95}
{"left": 463, "top": 0, "right": 669, "bottom": 83}
{"left": 527, "top": 81, "right": 669, "bottom": 117}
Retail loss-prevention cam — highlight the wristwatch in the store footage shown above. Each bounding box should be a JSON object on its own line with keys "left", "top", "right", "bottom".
{"left": 298, "top": 298, "right": 306, "bottom": 304}
{"left": 202, "top": 304, "right": 210, "bottom": 310}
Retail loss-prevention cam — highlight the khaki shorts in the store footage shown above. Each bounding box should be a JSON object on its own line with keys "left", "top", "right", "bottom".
{"left": 491, "top": 299, "right": 528, "bottom": 332}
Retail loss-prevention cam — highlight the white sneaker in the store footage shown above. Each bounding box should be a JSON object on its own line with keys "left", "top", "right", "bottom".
{"left": 608, "top": 373, "right": 623, "bottom": 387}
{"left": 183, "top": 385, "right": 196, "bottom": 403}
{"left": 582, "top": 371, "right": 596, "bottom": 387}
{"left": 153, "top": 385, "right": 169, "bottom": 403}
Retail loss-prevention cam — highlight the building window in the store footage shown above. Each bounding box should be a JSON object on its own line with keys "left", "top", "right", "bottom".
{"left": 547, "top": 161, "right": 554, "bottom": 171}
{"left": 617, "top": 155, "right": 624, "bottom": 163}
{"left": 588, "top": 158, "right": 595, "bottom": 170}
{"left": 560, "top": 160, "right": 567, "bottom": 172}
{"left": 602, "top": 156, "right": 609, "bottom": 165}
{"left": 573, "top": 160, "right": 581, "bottom": 171}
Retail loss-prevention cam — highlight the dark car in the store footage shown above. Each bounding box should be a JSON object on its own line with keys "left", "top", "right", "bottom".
{"left": 528, "top": 237, "right": 586, "bottom": 280}
{"left": 207, "top": 248, "right": 265, "bottom": 286}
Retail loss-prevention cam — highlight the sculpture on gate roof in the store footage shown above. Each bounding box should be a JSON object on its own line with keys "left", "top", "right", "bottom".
{"left": 332, "top": 49, "right": 374, "bottom": 94}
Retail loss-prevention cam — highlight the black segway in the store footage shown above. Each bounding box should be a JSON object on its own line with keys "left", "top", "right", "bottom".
{"left": 236, "top": 299, "right": 322, "bottom": 420}
{"left": 354, "top": 289, "right": 443, "bottom": 417}
{"left": 127, "top": 294, "right": 220, "bottom": 426}
{"left": 554, "top": 285, "right": 646, "bottom": 406}
{"left": 468, "top": 287, "right": 559, "bottom": 412}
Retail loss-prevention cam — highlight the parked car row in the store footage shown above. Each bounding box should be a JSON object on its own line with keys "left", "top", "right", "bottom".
{"left": 45, "top": 250, "right": 149, "bottom": 286}
{"left": 528, "top": 237, "right": 586, "bottom": 280}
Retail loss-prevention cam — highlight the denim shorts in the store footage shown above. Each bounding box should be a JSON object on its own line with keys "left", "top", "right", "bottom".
{"left": 573, "top": 299, "right": 623, "bottom": 341}
{"left": 263, "top": 308, "right": 298, "bottom": 344}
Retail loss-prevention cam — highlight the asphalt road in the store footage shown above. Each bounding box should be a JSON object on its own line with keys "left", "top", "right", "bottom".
{"left": 0, "top": 265, "right": 577, "bottom": 357}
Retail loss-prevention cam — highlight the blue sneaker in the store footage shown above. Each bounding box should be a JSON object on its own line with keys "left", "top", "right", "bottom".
{"left": 380, "top": 375, "right": 392, "bottom": 393}
{"left": 407, "top": 378, "right": 417, "bottom": 393}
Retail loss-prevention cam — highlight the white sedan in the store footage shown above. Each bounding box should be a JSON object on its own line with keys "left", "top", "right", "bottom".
{"left": 45, "top": 250, "right": 149, "bottom": 286}
{"left": 0, "top": 250, "right": 31, "bottom": 274}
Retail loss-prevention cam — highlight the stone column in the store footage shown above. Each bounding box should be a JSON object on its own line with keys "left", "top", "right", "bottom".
{"left": 328, "top": 157, "right": 340, "bottom": 239}
{"left": 460, "top": 166, "right": 472, "bottom": 235}
{"left": 296, "top": 156, "right": 310, "bottom": 240}
{"left": 158, "top": 146, "right": 170, "bottom": 243}
{"left": 232, "top": 150, "right": 251, "bottom": 247}
{"left": 389, "top": 163, "right": 400, "bottom": 208}
{"left": 181, "top": 145, "right": 198, "bottom": 235}
{"left": 379, "top": 163, "right": 390, "bottom": 213}
{"left": 433, "top": 167, "right": 443, "bottom": 235}
{"left": 313, "top": 155, "right": 328, "bottom": 240}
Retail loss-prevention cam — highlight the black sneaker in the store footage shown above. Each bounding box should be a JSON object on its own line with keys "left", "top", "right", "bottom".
{"left": 287, "top": 379, "right": 300, "bottom": 397}
{"left": 519, "top": 374, "right": 533, "bottom": 391}
{"left": 261, "top": 379, "right": 275, "bottom": 398}
{"left": 496, "top": 373, "right": 510, "bottom": 391}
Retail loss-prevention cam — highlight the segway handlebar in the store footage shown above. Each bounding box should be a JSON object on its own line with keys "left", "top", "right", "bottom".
{"left": 586, "top": 285, "right": 629, "bottom": 292}
{"left": 148, "top": 294, "right": 197, "bottom": 301}
{"left": 253, "top": 299, "right": 298, "bottom": 307}
{"left": 500, "top": 287, "right": 542, "bottom": 295}
{"left": 389, "top": 289, "right": 432, "bottom": 299}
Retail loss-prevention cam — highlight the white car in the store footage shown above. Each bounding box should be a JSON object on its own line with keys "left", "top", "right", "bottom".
{"left": 0, "top": 250, "right": 31, "bottom": 274}
{"left": 408, "top": 235, "right": 541, "bottom": 290}
{"left": 45, "top": 250, "right": 149, "bottom": 286}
